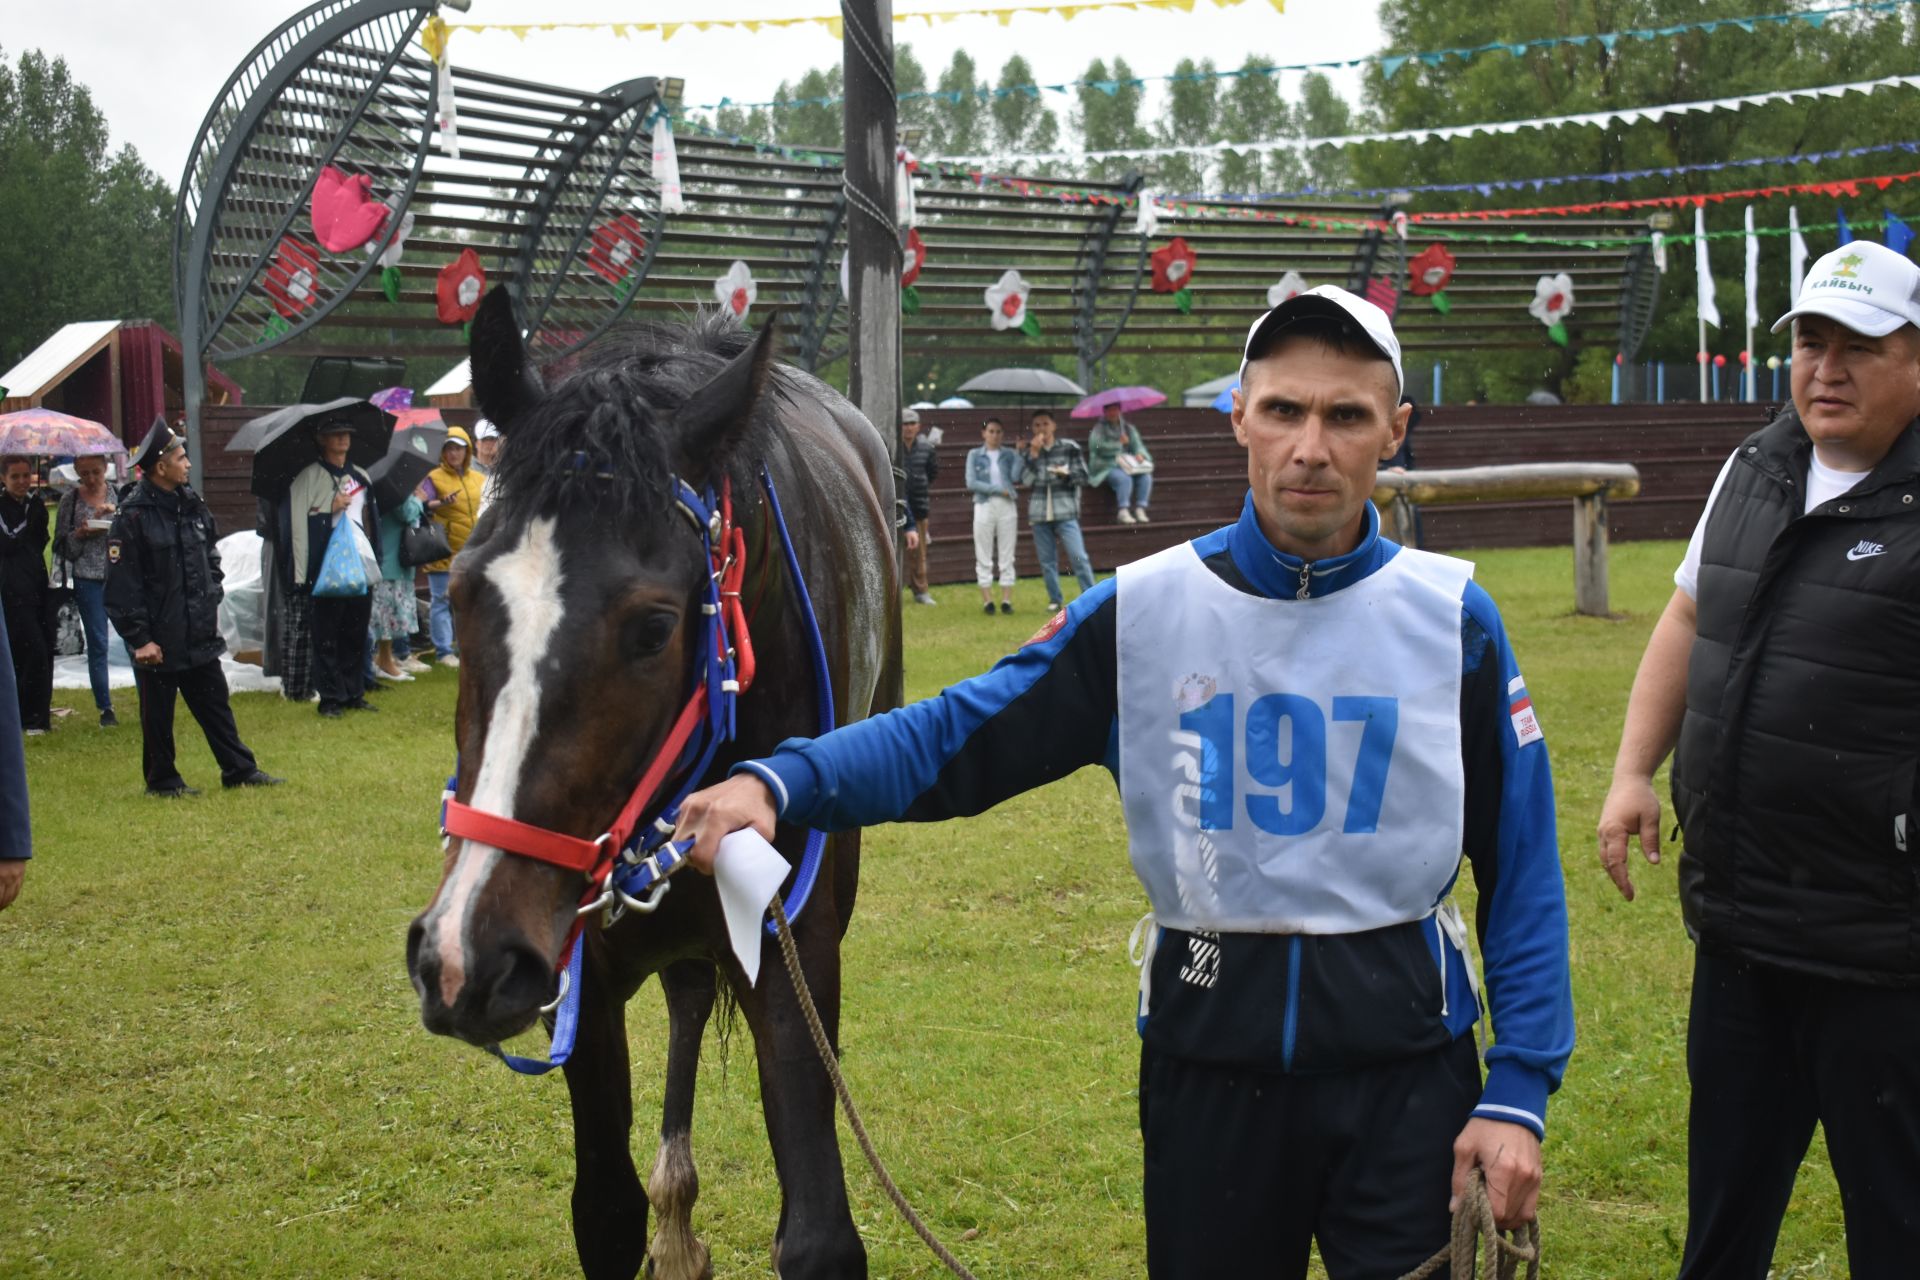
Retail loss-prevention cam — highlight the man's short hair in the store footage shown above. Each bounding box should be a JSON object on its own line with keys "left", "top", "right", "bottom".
{"left": 1029, "top": 409, "right": 1054, "bottom": 423}
{"left": 1246, "top": 313, "right": 1393, "bottom": 377}
{"left": 1, "top": 456, "right": 29, "bottom": 475}
{"left": 982, "top": 417, "right": 1005, "bottom": 429}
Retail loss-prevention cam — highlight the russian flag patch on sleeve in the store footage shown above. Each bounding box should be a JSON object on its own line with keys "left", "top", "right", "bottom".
{"left": 1508, "top": 675, "right": 1544, "bottom": 747}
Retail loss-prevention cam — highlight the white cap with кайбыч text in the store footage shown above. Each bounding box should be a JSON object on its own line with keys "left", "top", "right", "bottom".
{"left": 1239, "top": 284, "right": 1404, "bottom": 400}
{"left": 1773, "top": 240, "right": 1920, "bottom": 337}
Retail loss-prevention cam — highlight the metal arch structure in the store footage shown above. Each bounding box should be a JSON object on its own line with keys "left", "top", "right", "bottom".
{"left": 1069, "top": 173, "right": 1150, "bottom": 391}
{"left": 176, "top": 0, "right": 1663, "bottom": 449}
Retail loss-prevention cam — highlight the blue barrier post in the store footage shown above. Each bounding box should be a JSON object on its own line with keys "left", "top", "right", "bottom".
{"left": 1611, "top": 355, "right": 1621, "bottom": 404}
{"left": 1432, "top": 361, "right": 1443, "bottom": 406}
{"left": 1656, "top": 362, "right": 1666, "bottom": 402}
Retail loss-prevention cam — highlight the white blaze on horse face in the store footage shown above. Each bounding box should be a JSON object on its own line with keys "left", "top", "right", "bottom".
{"left": 427, "top": 516, "right": 567, "bottom": 1009}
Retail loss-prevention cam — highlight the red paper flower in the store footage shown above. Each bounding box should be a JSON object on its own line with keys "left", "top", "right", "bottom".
{"left": 1407, "top": 244, "right": 1456, "bottom": 296}
{"left": 264, "top": 237, "right": 322, "bottom": 318}
{"left": 1150, "top": 236, "right": 1198, "bottom": 294}
{"left": 436, "top": 248, "right": 486, "bottom": 325}
{"left": 310, "top": 165, "right": 390, "bottom": 254}
{"left": 588, "top": 214, "right": 648, "bottom": 285}
{"left": 902, "top": 228, "right": 927, "bottom": 289}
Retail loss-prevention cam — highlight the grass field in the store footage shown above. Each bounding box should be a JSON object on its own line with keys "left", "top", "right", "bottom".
{"left": 3, "top": 539, "right": 1848, "bottom": 1278}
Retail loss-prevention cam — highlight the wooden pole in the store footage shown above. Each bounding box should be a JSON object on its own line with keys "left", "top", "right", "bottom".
{"left": 842, "top": 0, "right": 899, "bottom": 463}
{"left": 1572, "top": 492, "right": 1611, "bottom": 617}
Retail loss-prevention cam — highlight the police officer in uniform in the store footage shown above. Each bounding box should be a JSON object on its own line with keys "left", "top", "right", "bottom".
{"left": 678, "top": 287, "right": 1573, "bottom": 1277}
{"left": 106, "top": 420, "right": 282, "bottom": 797}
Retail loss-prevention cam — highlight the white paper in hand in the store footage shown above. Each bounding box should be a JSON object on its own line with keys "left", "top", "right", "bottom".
{"left": 713, "top": 830, "right": 792, "bottom": 987}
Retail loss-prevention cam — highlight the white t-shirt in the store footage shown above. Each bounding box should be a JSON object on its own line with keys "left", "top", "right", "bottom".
{"left": 1675, "top": 449, "right": 1870, "bottom": 598}
{"left": 983, "top": 446, "right": 1008, "bottom": 493}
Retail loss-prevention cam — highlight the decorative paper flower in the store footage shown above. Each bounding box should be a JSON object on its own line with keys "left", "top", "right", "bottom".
{"left": 1408, "top": 245, "right": 1456, "bottom": 295}
{"left": 436, "top": 248, "right": 486, "bottom": 326}
{"left": 588, "top": 214, "right": 648, "bottom": 286}
{"left": 310, "top": 165, "right": 390, "bottom": 254}
{"left": 264, "top": 237, "right": 322, "bottom": 319}
{"left": 1266, "top": 271, "right": 1307, "bottom": 308}
{"left": 902, "top": 228, "right": 927, "bottom": 289}
{"left": 984, "top": 269, "right": 1037, "bottom": 335}
{"left": 1151, "top": 237, "right": 1197, "bottom": 293}
{"left": 1528, "top": 272, "right": 1574, "bottom": 347}
{"left": 714, "top": 260, "right": 756, "bottom": 320}
{"left": 1529, "top": 272, "right": 1575, "bottom": 345}
{"left": 1407, "top": 244, "right": 1456, "bottom": 314}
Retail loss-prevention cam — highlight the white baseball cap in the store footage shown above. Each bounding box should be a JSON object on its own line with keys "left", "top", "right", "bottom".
{"left": 1771, "top": 241, "right": 1920, "bottom": 337}
{"left": 1239, "top": 284, "right": 1404, "bottom": 399}
{"left": 472, "top": 418, "right": 501, "bottom": 441}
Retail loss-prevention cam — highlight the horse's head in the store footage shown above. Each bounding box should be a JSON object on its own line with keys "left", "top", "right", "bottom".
{"left": 407, "top": 286, "right": 778, "bottom": 1047}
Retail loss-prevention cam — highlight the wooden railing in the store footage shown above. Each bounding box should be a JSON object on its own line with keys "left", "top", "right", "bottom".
{"left": 1374, "top": 463, "right": 1642, "bottom": 616}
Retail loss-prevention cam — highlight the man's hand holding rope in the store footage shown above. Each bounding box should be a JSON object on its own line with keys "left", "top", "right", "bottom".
{"left": 1451, "top": 1118, "right": 1541, "bottom": 1232}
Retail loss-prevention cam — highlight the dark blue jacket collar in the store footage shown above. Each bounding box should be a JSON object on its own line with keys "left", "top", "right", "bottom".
{"left": 1226, "top": 491, "right": 1397, "bottom": 599}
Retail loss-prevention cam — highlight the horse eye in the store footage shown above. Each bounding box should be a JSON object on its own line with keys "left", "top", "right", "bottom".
{"left": 627, "top": 611, "right": 679, "bottom": 658}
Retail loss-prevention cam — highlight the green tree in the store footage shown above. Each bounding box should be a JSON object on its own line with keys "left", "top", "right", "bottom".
{"left": 1073, "top": 57, "right": 1153, "bottom": 184}
{"left": 1155, "top": 59, "right": 1219, "bottom": 194}
{"left": 989, "top": 55, "right": 1061, "bottom": 157}
{"left": 896, "top": 43, "right": 937, "bottom": 142}
{"left": 927, "top": 51, "right": 987, "bottom": 158}
{"left": 1215, "top": 59, "right": 1289, "bottom": 194}
{"left": 0, "top": 48, "right": 175, "bottom": 373}
{"left": 769, "top": 65, "right": 844, "bottom": 150}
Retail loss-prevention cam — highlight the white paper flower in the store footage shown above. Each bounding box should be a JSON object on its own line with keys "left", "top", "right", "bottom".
{"left": 1267, "top": 271, "right": 1307, "bottom": 308}
{"left": 714, "top": 260, "right": 756, "bottom": 319}
{"left": 985, "top": 269, "right": 1031, "bottom": 331}
{"left": 456, "top": 273, "right": 481, "bottom": 309}
{"left": 1529, "top": 273, "right": 1575, "bottom": 327}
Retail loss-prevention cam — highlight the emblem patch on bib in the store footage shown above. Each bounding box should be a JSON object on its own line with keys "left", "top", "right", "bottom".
{"left": 1508, "top": 675, "right": 1544, "bottom": 747}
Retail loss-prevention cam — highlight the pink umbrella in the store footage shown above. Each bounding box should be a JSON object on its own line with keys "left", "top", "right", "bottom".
{"left": 1070, "top": 386, "right": 1167, "bottom": 419}
{"left": 0, "top": 408, "right": 126, "bottom": 456}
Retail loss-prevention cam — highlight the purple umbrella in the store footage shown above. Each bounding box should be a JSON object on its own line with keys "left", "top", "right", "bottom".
{"left": 1070, "top": 385, "right": 1167, "bottom": 419}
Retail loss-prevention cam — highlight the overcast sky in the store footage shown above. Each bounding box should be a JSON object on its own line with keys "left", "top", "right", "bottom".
{"left": 12, "top": 0, "right": 1384, "bottom": 184}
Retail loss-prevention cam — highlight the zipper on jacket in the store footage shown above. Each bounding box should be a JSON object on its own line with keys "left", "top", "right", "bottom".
{"left": 1296, "top": 561, "right": 1312, "bottom": 600}
{"left": 1282, "top": 935, "right": 1303, "bottom": 1070}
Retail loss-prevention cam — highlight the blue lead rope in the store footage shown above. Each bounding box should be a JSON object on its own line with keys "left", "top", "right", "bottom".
{"left": 476, "top": 464, "right": 836, "bottom": 1074}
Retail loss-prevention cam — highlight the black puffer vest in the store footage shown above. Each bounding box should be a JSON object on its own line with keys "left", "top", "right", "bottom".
{"left": 1674, "top": 407, "right": 1920, "bottom": 985}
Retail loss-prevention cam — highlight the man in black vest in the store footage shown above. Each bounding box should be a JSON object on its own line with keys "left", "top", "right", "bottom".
{"left": 106, "top": 420, "right": 283, "bottom": 797}
{"left": 1599, "top": 240, "right": 1920, "bottom": 1277}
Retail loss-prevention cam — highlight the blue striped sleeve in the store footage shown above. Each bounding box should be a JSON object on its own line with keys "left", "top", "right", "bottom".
{"left": 735, "top": 577, "right": 1119, "bottom": 830}
{"left": 1461, "top": 581, "right": 1574, "bottom": 1140}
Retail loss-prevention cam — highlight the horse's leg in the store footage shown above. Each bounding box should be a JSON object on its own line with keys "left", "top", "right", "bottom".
{"left": 646, "top": 959, "right": 718, "bottom": 1280}
{"left": 561, "top": 947, "right": 649, "bottom": 1280}
{"left": 741, "top": 842, "right": 868, "bottom": 1280}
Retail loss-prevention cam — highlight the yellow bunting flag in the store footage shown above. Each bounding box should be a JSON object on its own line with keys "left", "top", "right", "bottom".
{"left": 443, "top": 0, "right": 1283, "bottom": 42}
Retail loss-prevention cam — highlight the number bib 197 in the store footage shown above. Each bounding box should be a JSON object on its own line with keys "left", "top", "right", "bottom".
{"left": 1116, "top": 542, "right": 1472, "bottom": 935}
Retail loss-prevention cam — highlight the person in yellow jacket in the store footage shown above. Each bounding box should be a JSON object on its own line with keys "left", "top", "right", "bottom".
{"left": 421, "top": 426, "right": 483, "bottom": 666}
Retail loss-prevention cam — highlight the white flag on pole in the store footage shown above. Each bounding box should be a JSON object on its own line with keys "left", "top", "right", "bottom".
{"left": 1744, "top": 206, "right": 1761, "bottom": 330}
{"left": 651, "top": 115, "right": 685, "bottom": 214}
{"left": 1788, "top": 207, "right": 1810, "bottom": 302}
{"left": 1696, "top": 207, "right": 1722, "bottom": 329}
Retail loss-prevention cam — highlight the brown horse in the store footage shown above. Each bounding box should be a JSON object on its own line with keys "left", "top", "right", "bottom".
{"left": 406, "top": 287, "right": 900, "bottom": 1278}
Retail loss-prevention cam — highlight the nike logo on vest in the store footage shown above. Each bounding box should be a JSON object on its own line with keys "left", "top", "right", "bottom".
{"left": 1846, "top": 540, "right": 1887, "bottom": 561}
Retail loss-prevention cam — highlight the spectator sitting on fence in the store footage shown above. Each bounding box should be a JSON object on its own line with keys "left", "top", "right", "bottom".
{"left": 966, "top": 417, "right": 1025, "bottom": 615}
{"left": 421, "top": 427, "right": 482, "bottom": 668}
{"left": 1088, "top": 401, "right": 1154, "bottom": 524}
{"left": 900, "top": 408, "right": 938, "bottom": 606}
{"left": 0, "top": 456, "right": 53, "bottom": 735}
{"left": 1022, "top": 409, "right": 1096, "bottom": 614}
{"left": 53, "top": 455, "right": 119, "bottom": 726}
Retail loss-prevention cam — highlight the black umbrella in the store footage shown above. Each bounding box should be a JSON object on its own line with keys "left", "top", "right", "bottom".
{"left": 228, "top": 398, "right": 394, "bottom": 498}
{"left": 368, "top": 413, "right": 450, "bottom": 511}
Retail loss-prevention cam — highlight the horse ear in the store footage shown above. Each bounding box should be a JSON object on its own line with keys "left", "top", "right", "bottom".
{"left": 674, "top": 312, "right": 780, "bottom": 480}
{"left": 469, "top": 285, "right": 544, "bottom": 429}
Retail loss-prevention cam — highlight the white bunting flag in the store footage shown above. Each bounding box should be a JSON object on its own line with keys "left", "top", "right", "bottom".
{"left": 1696, "top": 207, "right": 1721, "bottom": 330}
{"left": 652, "top": 115, "right": 685, "bottom": 214}
{"left": 1788, "top": 207, "right": 1810, "bottom": 302}
{"left": 1744, "top": 206, "right": 1761, "bottom": 331}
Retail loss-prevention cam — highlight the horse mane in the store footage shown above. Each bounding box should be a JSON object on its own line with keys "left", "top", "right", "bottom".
{"left": 487, "top": 310, "right": 787, "bottom": 525}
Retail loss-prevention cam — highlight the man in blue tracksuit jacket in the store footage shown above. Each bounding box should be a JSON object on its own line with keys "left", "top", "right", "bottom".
{"left": 682, "top": 286, "right": 1573, "bottom": 1278}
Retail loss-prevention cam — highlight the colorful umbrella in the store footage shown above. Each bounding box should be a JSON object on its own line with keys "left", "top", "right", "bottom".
{"left": 1070, "top": 386, "right": 1167, "bottom": 419}
{"left": 0, "top": 408, "right": 125, "bottom": 456}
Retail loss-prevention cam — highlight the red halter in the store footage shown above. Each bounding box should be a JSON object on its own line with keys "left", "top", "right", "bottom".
{"left": 440, "top": 477, "right": 757, "bottom": 906}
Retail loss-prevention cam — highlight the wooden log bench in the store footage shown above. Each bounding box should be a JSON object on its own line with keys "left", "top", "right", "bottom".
{"left": 1372, "top": 463, "right": 1642, "bottom": 616}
